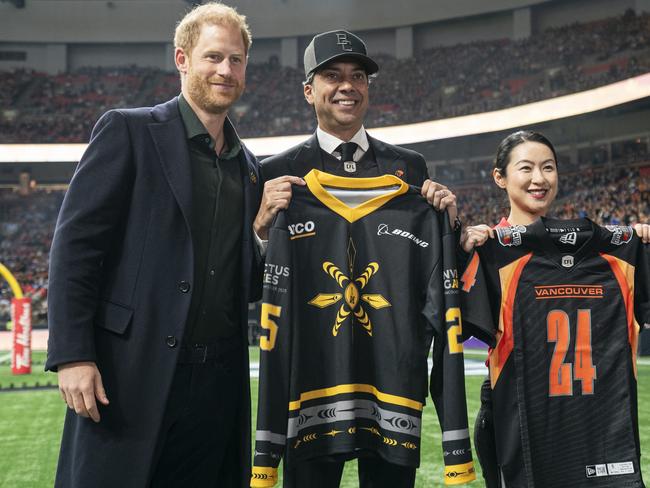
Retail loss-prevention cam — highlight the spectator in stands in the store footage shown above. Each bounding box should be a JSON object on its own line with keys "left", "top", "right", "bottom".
{"left": 0, "top": 148, "right": 648, "bottom": 336}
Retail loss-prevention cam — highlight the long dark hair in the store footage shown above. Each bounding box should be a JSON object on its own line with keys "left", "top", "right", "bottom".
{"left": 494, "top": 130, "right": 558, "bottom": 176}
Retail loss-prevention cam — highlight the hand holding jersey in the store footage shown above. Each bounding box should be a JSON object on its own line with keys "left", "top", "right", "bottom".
{"left": 460, "top": 131, "right": 650, "bottom": 488}
{"left": 461, "top": 224, "right": 495, "bottom": 253}
{"left": 254, "top": 29, "right": 459, "bottom": 245}
{"left": 253, "top": 30, "right": 467, "bottom": 488}
{"left": 464, "top": 223, "right": 650, "bottom": 255}
{"left": 421, "top": 179, "right": 458, "bottom": 223}
{"left": 256, "top": 167, "right": 458, "bottom": 243}
{"left": 252, "top": 170, "right": 476, "bottom": 487}
{"left": 634, "top": 222, "right": 650, "bottom": 243}
{"left": 254, "top": 175, "right": 306, "bottom": 240}
{"left": 461, "top": 218, "right": 650, "bottom": 487}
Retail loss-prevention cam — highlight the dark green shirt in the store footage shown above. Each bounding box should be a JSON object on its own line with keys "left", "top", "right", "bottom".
{"left": 179, "top": 94, "right": 244, "bottom": 343}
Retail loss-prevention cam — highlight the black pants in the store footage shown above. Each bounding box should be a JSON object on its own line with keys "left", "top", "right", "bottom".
{"left": 474, "top": 376, "right": 501, "bottom": 488}
{"left": 149, "top": 344, "right": 242, "bottom": 487}
{"left": 283, "top": 456, "right": 416, "bottom": 488}
{"left": 640, "top": 326, "right": 650, "bottom": 355}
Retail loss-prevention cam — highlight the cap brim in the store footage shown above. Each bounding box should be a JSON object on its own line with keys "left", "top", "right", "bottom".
{"left": 310, "top": 53, "right": 379, "bottom": 78}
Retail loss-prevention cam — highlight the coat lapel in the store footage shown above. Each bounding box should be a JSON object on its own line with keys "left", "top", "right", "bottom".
{"left": 368, "top": 134, "right": 406, "bottom": 179}
{"left": 290, "top": 133, "right": 324, "bottom": 177}
{"left": 149, "top": 98, "right": 192, "bottom": 231}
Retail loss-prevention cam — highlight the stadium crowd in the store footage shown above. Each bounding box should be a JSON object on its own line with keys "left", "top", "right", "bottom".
{"left": 1, "top": 157, "right": 648, "bottom": 328}
{"left": 457, "top": 165, "right": 650, "bottom": 228}
{"left": 1, "top": 11, "right": 649, "bottom": 142}
{"left": 0, "top": 190, "right": 63, "bottom": 327}
{"left": 1, "top": 10, "right": 650, "bottom": 327}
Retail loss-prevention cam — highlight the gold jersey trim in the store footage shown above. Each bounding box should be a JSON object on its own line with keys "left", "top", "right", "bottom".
{"left": 289, "top": 231, "right": 316, "bottom": 240}
{"left": 288, "top": 383, "right": 423, "bottom": 412}
{"left": 444, "top": 461, "right": 477, "bottom": 485}
{"left": 250, "top": 466, "right": 278, "bottom": 488}
{"left": 304, "top": 169, "right": 409, "bottom": 223}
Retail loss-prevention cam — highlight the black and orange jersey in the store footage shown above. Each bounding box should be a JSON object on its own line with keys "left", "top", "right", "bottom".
{"left": 461, "top": 217, "right": 650, "bottom": 488}
{"left": 251, "top": 169, "right": 475, "bottom": 487}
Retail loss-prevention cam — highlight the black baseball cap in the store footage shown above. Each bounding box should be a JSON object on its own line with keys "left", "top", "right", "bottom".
{"left": 303, "top": 30, "right": 379, "bottom": 81}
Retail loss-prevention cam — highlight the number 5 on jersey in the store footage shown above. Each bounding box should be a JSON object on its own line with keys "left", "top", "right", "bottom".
{"left": 260, "top": 303, "right": 281, "bottom": 351}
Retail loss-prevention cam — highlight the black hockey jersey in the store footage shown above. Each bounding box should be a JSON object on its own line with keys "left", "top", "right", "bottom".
{"left": 461, "top": 217, "right": 650, "bottom": 488}
{"left": 251, "top": 169, "right": 475, "bottom": 487}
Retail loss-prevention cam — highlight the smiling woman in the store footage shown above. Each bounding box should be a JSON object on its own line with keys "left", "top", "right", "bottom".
{"left": 459, "top": 130, "right": 650, "bottom": 488}
{"left": 491, "top": 131, "right": 559, "bottom": 226}
{"left": 461, "top": 131, "right": 650, "bottom": 251}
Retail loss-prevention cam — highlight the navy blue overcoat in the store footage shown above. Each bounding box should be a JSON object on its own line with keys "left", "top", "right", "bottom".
{"left": 46, "top": 97, "right": 262, "bottom": 488}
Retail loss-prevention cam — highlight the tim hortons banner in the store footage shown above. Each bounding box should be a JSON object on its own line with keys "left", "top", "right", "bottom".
{"left": 11, "top": 297, "right": 31, "bottom": 375}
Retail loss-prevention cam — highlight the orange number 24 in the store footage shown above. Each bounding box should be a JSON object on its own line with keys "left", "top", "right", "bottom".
{"left": 547, "top": 309, "right": 596, "bottom": 396}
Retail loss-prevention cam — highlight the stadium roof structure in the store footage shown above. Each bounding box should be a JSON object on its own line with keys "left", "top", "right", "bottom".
{"left": 1, "top": 72, "right": 650, "bottom": 162}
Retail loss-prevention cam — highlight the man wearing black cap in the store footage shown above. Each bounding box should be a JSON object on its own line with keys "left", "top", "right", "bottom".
{"left": 253, "top": 29, "right": 457, "bottom": 241}
{"left": 251, "top": 30, "right": 458, "bottom": 488}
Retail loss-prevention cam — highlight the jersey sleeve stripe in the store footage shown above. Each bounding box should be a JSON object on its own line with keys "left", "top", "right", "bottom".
{"left": 490, "top": 252, "right": 533, "bottom": 388}
{"left": 442, "top": 428, "right": 470, "bottom": 442}
{"left": 600, "top": 252, "right": 640, "bottom": 378}
{"left": 255, "top": 430, "right": 287, "bottom": 445}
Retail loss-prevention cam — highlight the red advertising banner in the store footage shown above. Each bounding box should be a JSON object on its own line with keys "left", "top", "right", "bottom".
{"left": 11, "top": 297, "right": 32, "bottom": 375}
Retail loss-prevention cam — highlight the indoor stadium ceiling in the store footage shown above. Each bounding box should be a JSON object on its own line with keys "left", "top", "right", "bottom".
{"left": 1, "top": 0, "right": 560, "bottom": 40}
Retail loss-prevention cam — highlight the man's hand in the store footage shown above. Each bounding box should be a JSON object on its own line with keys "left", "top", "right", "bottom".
{"left": 461, "top": 224, "right": 495, "bottom": 253}
{"left": 254, "top": 176, "right": 306, "bottom": 240}
{"left": 634, "top": 223, "right": 650, "bottom": 243}
{"left": 421, "top": 179, "right": 458, "bottom": 223}
{"left": 58, "top": 361, "right": 109, "bottom": 423}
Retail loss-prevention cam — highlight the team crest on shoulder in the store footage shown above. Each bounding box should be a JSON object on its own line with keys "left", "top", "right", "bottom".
{"left": 605, "top": 225, "right": 633, "bottom": 245}
{"left": 496, "top": 225, "right": 526, "bottom": 247}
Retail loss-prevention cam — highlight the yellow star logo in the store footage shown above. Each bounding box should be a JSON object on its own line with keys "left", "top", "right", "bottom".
{"left": 309, "top": 261, "right": 391, "bottom": 336}
{"left": 309, "top": 240, "right": 391, "bottom": 337}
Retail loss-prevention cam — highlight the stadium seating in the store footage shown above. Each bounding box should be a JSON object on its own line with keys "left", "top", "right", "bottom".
{"left": 1, "top": 12, "right": 649, "bottom": 142}
{"left": 0, "top": 190, "right": 62, "bottom": 327}
{"left": 456, "top": 162, "right": 650, "bottom": 230}
{"left": 0, "top": 159, "right": 647, "bottom": 327}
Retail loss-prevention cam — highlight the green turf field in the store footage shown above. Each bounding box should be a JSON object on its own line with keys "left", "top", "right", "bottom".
{"left": 1, "top": 350, "right": 649, "bottom": 487}
{"left": 0, "top": 351, "right": 52, "bottom": 389}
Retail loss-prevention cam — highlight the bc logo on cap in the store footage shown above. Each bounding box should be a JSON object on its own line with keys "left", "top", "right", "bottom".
{"left": 336, "top": 33, "right": 353, "bottom": 52}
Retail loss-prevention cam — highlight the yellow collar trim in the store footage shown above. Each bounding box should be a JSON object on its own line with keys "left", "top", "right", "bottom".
{"left": 304, "top": 169, "right": 409, "bottom": 223}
